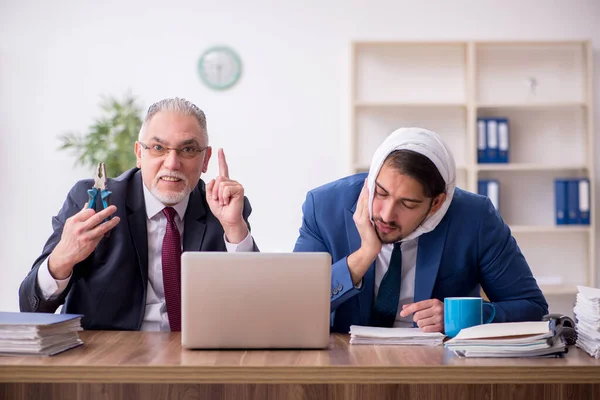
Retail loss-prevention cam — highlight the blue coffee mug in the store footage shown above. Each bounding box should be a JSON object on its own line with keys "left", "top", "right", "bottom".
{"left": 444, "top": 297, "right": 496, "bottom": 338}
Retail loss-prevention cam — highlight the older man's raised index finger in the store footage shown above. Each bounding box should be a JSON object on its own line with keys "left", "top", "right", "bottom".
{"left": 218, "top": 148, "right": 229, "bottom": 178}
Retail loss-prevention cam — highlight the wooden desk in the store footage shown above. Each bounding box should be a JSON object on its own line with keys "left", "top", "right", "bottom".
{"left": 1, "top": 331, "right": 599, "bottom": 400}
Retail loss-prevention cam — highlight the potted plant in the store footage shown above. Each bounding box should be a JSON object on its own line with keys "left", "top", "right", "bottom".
{"left": 59, "top": 93, "right": 144, "bottom": 178}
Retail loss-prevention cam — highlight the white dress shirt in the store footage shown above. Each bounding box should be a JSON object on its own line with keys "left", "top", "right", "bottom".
{"left": 37, "top": 183, "right": 254, "bottom": 331}
{"left": 374, "top": 238, "right": 418, "bottom": 328}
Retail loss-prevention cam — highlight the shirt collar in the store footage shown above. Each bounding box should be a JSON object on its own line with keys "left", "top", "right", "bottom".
{"left": 142, "top": 182, "right": 190, "bottom": 221}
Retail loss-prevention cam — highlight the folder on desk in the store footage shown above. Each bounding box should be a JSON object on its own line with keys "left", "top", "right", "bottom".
{"left": 444, "top": 321, "right": 567, "bottom": 358}
{"left": 0, "top": 312, "right": 83, "bottom": 356}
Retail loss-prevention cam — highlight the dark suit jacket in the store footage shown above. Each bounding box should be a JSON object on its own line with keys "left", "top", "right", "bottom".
{"left": 19, "top": 168, "right": 256, "bottom": 330}
{"left": 293, "top": 173, "right": 548, "bottom": 333}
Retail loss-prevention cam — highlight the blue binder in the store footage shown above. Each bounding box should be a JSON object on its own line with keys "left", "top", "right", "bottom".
{"left": 486, "top": 119, "right": 499, "bottom": 163}
{"left": 477, "top": 118, "right": 487, "bottom": 163}
{"left": 478, "top": 180, "right": 487, "bottom": 196}
{"left": 497, "top": 118, "right": 509, "bottom": 163}
{"left": 487, "top": 180, "right": 500, "bottom": 212}
{"left": 579, "top": 179, "right": 590, "bottom": 225}
{"left": 567, "top": 180, "right": 580, "bottom": 224}
{"left": 478, "top": 179, "right": 500, "bottom": 212}
{"left": 554, "top": 179, "right": 568, "bottom": 225}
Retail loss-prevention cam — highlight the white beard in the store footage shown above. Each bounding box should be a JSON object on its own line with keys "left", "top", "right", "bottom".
{"left": 151, "top": 170, "right": 191, "bottom": 205}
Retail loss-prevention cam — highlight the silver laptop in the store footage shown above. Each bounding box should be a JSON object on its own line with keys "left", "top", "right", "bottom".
{"left": 181, "top": 252, "right": 331, "bottom": 349}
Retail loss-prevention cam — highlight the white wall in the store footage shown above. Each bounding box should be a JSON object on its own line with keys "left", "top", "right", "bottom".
{"left": 1, "top": 0, "right": 599, "bottom": 312}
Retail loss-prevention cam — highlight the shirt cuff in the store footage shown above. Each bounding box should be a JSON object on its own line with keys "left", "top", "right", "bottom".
{"left": 355, "top": 279, "right": 363, "bottom": 289}
{"left": 224, "top": 231, "right": 254, "bottom": 252}
{"left": 37, "top": 259, "right": 72, "bottom": 300}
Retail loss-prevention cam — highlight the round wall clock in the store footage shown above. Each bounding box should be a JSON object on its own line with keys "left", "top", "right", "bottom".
{"left": 197, "top": 46, "right": 242, "bottom": 90}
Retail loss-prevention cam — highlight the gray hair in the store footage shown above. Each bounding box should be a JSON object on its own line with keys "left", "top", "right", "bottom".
{"left": 138, "top": 97, "right": 208, "bottom": 143}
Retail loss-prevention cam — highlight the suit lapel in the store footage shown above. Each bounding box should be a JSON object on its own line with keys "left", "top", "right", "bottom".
{"left": 345, "top": 204, "right": 361, "bottom": 255}
{"left": 126, "top": 171, "right": 149, "bottom": 285}
{"left": 414, "top": 215, "right": 449, "bottom": 302}
{"left": 183, "top": 181, "right": 207, "bottom": 251}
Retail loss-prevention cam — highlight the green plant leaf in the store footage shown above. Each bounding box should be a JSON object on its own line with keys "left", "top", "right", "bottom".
{"left": 58, "top": 93, "right": 144, "bottom": 178}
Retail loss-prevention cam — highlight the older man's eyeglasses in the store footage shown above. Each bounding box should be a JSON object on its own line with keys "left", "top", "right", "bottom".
{"left": 138, "top": 141, "right": 208, "bottom": 159}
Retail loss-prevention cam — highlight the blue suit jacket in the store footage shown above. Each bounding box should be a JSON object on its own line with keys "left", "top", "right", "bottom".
{"left": 19, "top": 168, "right": 256, "bottom": 330}
{"left": 294, "top": 173, "right": 548, "bottom": 333}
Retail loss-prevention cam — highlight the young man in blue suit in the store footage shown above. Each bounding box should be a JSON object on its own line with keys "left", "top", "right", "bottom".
{"left": 19, "top": 98, "right": 257, "bottom": 331}
{"left": 294, "top": 127, "right": 547, "bottom": 333}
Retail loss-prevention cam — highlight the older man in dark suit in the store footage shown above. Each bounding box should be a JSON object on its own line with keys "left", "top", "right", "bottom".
{"left": 19, "top": 97, "right": 257, "bottom": 331}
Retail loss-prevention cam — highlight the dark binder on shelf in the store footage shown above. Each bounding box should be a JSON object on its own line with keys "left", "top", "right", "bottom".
{"left": 567, "top": 180, "right": 580, "bottom": 224}
{"left": 478, "top": 180, "right": 487, "bottom": 197}
{"left": 486, "top": 119, "right": 499, "bottom": 163}
{"left": 554, "top": 179, "right": 568, "bottom": 225}
{"left": 477, "top": 118, "right": 487, "bottom": 163}
{"left": 497, "top": 118, "right": 509, "bottom": 163}
{"left": 579, "top": 179, "right": 590, "bottom": 225}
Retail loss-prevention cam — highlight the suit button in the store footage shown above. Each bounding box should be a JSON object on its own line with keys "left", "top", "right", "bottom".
{"left": 330, "top": 292, "right": 334, "bottom": 298}
{"left": 30, "top": 296, "right": 39, "bottom": 309}
{"left": 337, "top": 284, "right": 343, "bottom": 291}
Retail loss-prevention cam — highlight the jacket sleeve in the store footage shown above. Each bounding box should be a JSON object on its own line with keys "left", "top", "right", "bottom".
{"left": 19, "top": 184, "right": 85, "bottom": 313}
{"left": 477, "top": 198, "right": 548, "bottom": 322}
{"left": 242, "top": 196, "right": 259, "bottom": 252}
{"left": 293, "top": 192, "right": 361, "bottom": 312}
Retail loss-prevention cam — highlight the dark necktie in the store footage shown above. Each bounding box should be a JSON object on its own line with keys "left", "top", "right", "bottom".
{"left": 370, "top": 243, "right": 402, "bottom": 327}
{"left": 162, "top": 207, "right": 182, "bottom": 332}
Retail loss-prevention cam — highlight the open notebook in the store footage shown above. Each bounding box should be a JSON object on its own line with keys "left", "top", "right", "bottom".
{"left": 349, "top": 325, "right": 445, "bottom": 346}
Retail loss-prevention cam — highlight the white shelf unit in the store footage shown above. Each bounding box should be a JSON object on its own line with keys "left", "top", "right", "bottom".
{"left": 476, "top": 164, "right": 589, "bottom": 172}
{"left": 350, "top": 41, "right": 595, "bottom": 297}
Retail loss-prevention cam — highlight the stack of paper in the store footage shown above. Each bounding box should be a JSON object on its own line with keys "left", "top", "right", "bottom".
{"left": 349, "top": 325, "right": 445, "bottom": 346}
{"left": 445, "top": 321, "right": 566, "bottom": 358}
{"left": 0, "top": 312, "right": 83, "bottom": 356}
{"left": 574, "top": 286, "right": 600, "bottom": 358}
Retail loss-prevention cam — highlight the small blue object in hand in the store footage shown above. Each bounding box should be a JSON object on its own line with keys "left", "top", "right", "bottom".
{"left": 87, "top": 162, "right": 112, "bottom": 216}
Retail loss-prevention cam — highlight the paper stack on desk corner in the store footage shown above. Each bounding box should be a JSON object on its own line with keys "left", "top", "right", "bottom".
{"left": 0, "top": 312, "right": 83, "bottom": 356}
{"left": 349, "top": 325, "right": 445, "bottom": 346}
{"left": 574, "top": 285, "right": 600, "bottom": 358}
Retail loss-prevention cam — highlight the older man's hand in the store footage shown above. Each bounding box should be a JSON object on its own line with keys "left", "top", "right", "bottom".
{"left": 206, "top": 149, "right": 248, "bottom": 244}
{"left": 49, "top": 205, "right": 120, "bottom": 280}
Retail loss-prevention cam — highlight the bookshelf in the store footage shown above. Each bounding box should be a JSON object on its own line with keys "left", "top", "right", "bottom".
{"left": 350, "top": 41, "right": 595, "bottom": 297}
